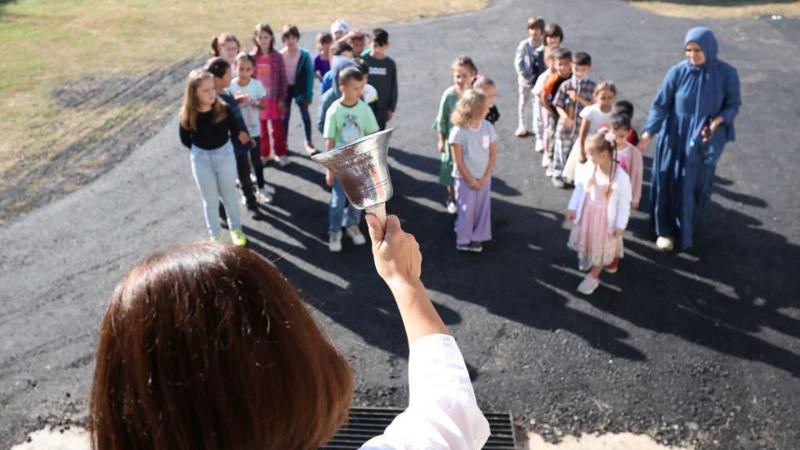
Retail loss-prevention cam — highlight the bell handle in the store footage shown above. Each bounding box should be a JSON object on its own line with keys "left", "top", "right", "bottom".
{"left": 366, "top": 203, "right": 387, "bottom": 230}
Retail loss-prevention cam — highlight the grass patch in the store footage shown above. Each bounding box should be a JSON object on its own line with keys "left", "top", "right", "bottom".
{"left": 628, "top": 0, "right": 800, "bottom": 18}
{"left": 0, "top": 0, "right": 485, "bottom": 223}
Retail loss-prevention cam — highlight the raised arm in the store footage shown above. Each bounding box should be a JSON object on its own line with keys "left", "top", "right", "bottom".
{"left": 361, "top": 215, "right": 490, "bottom": 450}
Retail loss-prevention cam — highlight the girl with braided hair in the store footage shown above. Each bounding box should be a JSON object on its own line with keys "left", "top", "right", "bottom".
{"left": 565, "top": 130, "right": 632, "bottom": 295}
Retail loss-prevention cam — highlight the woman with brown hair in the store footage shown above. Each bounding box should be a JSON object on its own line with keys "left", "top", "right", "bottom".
{"left": 90, "top": 214, "right": 490, "bottom": 450}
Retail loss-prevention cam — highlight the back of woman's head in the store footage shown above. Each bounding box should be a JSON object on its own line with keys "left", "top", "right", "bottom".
{"left": 90, "top": 242, "right": 353, "bottom": 450}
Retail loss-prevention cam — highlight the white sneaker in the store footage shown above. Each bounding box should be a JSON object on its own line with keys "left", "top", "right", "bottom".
{"left": 328, "top": 231, "right": 343, "bottom": 252}
{"left": 276, "top": 155, "right": 290, "bottom": 167}
{"left": 656, "top": 236, "right": 674, "bottom": 251}
{"left": 446, "top": 200, "right": 457, "bottom": 214}
{"left": 345, "top": 225, "right": 366, "bottom": 246}
{"left": 535, "top": 139, "right": 544, "bottom": 153}
{"left": 577, "top": 275, "right": 600, "bottom": 295}
{"left": 542, "top": 152, "right": 550, "bottom": 168}
{"left": 256, "top": 187, "right": 273, "bottom": 204}
{"left": 250, "top": 173, "right": 257, "bottom": 184}
{"left": 241, "top": 194, "right": 248, "bottom": 205}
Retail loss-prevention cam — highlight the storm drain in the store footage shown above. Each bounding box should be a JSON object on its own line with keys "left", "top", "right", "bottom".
{"left": 321, "top": 407, "right": 516, "bottom": 449}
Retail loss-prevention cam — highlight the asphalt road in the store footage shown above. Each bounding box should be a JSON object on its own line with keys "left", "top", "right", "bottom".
{"left": 2, "top": 1, "right": 799, "bottom": 448}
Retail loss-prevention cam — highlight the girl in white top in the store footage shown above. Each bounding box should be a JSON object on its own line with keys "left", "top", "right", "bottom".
{"left": 563, "top": 81, "right": 617, "bottom": 185}
{"left": 566, "top": 131, "right": 632, "bottom": 295}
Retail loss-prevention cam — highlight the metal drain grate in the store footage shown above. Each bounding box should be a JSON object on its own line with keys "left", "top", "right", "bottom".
{"left": 321, "top": 407, "right": 516, "bottom": 449}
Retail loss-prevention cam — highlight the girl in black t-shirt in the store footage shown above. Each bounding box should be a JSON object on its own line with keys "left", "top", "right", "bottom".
{"left": 179, "top": 69, "right": 247, "bottom": 246}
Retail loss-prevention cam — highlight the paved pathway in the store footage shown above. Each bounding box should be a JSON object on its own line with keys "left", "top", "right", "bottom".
{"left": 2, "top": 1, "right": 799, "bottom": 448}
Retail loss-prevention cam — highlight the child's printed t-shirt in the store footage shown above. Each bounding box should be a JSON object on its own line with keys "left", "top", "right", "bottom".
{"left": 448, "top": 119, "right": 497, "bottom": 179}
{"left": 229, "top": 78, "right": 266, "bottom": 137}
{"left": 579, "top": 104, "right": 613, "bottom": 134}
{"left": 254, "top": 53, "right": 281, "bottom": 120}
{"left": 323, "top": 99, "right": 380, "bottom": 147}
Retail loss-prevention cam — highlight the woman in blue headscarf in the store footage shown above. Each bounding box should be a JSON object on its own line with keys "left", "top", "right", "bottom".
{"left": 639, "top": 27, "right": 741, "bottom": 251}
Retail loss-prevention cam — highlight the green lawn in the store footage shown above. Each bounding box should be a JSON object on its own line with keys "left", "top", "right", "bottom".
{"left": 0, "top": 0, "right": 485, "bottom": 221}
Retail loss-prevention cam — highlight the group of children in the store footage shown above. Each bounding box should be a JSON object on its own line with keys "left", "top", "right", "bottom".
{"left": 512, "top": 16, "right": 645, "bottom": 294}
{"left": 179, "top": 20, "right": 398, "bottom": 251}
{"left": 178, "top": 15, "right": 646, "bottom": 295}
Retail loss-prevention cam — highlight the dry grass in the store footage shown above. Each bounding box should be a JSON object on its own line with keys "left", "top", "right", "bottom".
{"left": 0, "top": 0, "right": 485, "bottom": 220}
{"left": 629, "top": 0, "right": 800, "bottom": 18}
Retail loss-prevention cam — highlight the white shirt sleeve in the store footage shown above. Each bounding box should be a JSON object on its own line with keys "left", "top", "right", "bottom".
{"left": 359, "top": 334, "right": 491, "bottom": 450}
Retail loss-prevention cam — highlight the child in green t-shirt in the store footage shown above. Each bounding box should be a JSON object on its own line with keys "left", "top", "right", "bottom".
{"left": 322, "top": 66, "right": 380, "bottom": 253}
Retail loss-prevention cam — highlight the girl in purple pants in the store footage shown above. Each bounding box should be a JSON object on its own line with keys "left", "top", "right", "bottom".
{"left": 449, "top": 89, "right": 498, "bottom": 253}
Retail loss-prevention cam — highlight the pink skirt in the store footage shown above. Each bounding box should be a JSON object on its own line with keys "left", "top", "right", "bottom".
{"left": 568, "top": 194, "right": 623, "bottom": 270}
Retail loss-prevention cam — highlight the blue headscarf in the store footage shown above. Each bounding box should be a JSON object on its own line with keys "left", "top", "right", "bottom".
{"left": 683, "top": 27, "right": 724, "bottom": 145}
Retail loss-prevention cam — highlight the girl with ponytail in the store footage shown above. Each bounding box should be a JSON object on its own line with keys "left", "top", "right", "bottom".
{"left": 565, "top": 129, "right": 632, "bottom": 294}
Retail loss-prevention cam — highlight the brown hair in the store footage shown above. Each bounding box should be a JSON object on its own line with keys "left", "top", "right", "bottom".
{"left": 473, "top": 76, "right": 495, "bottom": 91}
{"left": 316, "top": 31, "right": 333, "bottom": 50}
{"left": 451, "top": 89, "right": 487, "bottom": 127}
{"left": 452, "top": 55, "right": 478, "bottom": 76}
{"left": 210, "top": 32, "right": 240, "bottom": 57}
{"left": 544, "top": 23, "right": 564, "bottom": 43}
{"left": 595, "top": 80, "right": 618, "bottom": 98}
{"left": 253, "top": 23, "right": 275, "bottom": 54}
{"left": 282, "top": 23, "right": 300, "bottom": 41}
{"left": 527, "top": 16, "right": 545, "bottom": 31}
{"left": 337, "top": 66, "right": 364, "bottom": 87}
{"left": 179, "top": 69, "right": 227, "bottom": 131}
{"left": 90, "top": 242, "right": 353, "bottom": 450}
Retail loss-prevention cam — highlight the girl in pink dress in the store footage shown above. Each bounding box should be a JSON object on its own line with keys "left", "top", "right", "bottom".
{"left": 566, "top": 131, "right": 632, "bottom": 295}
{"left": 611, "top": 113, "right": 644, "bottom": 210}
{"left": 251, "top": 23, "right": 289, "bottom": 165}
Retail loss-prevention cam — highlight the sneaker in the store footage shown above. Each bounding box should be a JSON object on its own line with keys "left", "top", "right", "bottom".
{"left": 469, "top": 242, "right": 483, "bottom": 252}
{"left": 241, "top": 194, "right": 248, "bottom": 206}
{"left": 456, "top": 243, "right": 472, "bottom": 252}
{"left": 577, "top": 275, "right": 600, "bottom": 295}
{"left": 275, "top": 155, "right": 289, "bottom": 167}
{"left": 605, "top": 257, "right": 620, "bottom": 274}
{"left": 656, "top": 236, "right": 674, "bottom": 251}
{"left": 304, "top": 142, "right": 318, "bottom": 156}
{"left": 535, "top": 140, "right": 544, "bottom": 153}
{"left": 551, "top": 177, "right": 566, "bottom": 188}
{"left": 230, "top": 229, "right": 247, "bottom": 247}
{"left": 446, "top": 199, "right": 457, "bottom": 214}
{"left": 328, "top": 231, "right": 343, "bottom": 252}
{"left": 210, "top": 233, "right": 224, "bottom": 243}
{"left": 515, "top": 127, "right": 529, "bottom": 137}
{"left": 257, "top": 187, "right": 273, "bottom": 204}
{"left": 456, "top": 242, "right": 483, "bottom": 253}
{"left": 542, "top": 152, "right": 551, "bottom": 168}
{"left": 250, "top": 173, "right": 257, "bottom": 184}
{"left": 345, "top": 225, "right": 366, "bottom": 246}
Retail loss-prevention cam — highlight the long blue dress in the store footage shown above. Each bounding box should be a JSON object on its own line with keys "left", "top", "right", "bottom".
{"left": 643, "top": 27, "right": 741, "bottom": 250}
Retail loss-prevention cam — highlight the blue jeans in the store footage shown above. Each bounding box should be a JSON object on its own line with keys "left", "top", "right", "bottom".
{"left": 284, "top": 93, "right": 313, "bottom": 144}
{"left": 190, "top": 142, "right": 241, "bottom": 236}
{"left": 329, "top": 180, "right": 361, "bottom": 233}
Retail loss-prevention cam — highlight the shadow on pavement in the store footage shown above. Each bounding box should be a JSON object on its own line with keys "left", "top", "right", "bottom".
{"left": 244, "top": 146, "right": 800, "bottom": 379}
